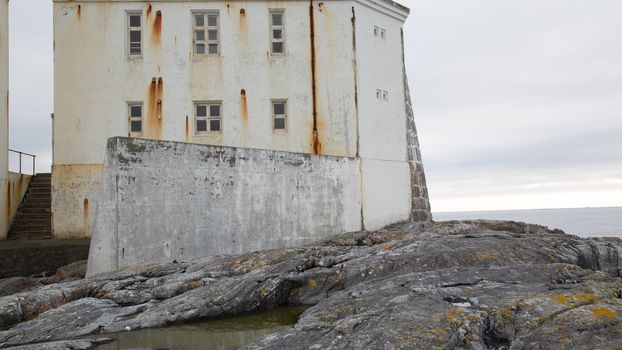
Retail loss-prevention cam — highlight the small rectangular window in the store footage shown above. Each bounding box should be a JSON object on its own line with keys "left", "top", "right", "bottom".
{"left": 195, "top": 102, "right": 222, "bottom": 134}
{"left": 380, "top": 28, "right": 386, "bottom": 39}
{"left": 128, "top": 13, "right": 142, "bottom": 56}
{"left": 193, "top": 12, "right": 219, "bottom": 56}
{"left": 376, "top": 89, "right": 382, "bottom": 101}
{"left": 374, "top": 26, "right": 379, "bottom": 37}
{"left": 383, "top": 91, "right": 389, "bottom": 102}
{"left": 128, "top": 103, "right": 143, "bottom": 136}
{"left": 272, "top": 100, "right": 287, "bottom": 131}
{"left": 270, "top": 11, "right": 285, "bottom": 54}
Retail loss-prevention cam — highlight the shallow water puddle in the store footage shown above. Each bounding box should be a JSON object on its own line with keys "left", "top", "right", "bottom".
{"left": 95, "top": 306, "right": 306, "bottom": 350}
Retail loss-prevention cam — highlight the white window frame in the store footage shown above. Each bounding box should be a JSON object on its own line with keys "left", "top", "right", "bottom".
{"left": 128, "top": 102, "right": 143, "bottom": 137}
{"left": 272, "top": 100, "right": 287, "bottom": 132}
{"left": 194, "top": 101, "right": 223, "bottom": 134}
{"left": 270, "top": 10, "right": 285, "bottom": 55}
{"left": 192, "top": 11, "right": 220, "bottom": 56}
{"left": 127, "top": 11, "right": 142, "bottom": 57}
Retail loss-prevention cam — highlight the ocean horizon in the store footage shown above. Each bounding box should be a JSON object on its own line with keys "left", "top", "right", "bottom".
{"left": 433, "top": 207, "right": 622, "bottom": 238}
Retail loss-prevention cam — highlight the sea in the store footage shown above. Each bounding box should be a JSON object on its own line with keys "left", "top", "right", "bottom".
{"left": 432, "top": 207, "right": 622, "bottom": 239}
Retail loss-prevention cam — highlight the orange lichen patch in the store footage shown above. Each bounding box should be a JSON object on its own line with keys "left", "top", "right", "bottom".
{"left": 559, "top": 338, "right": 571, "bottom": 344}
{"left": 240, "top": 89, "right": 248, "bottom": 128}
{"left": 185, "top": 115, "right": 190, "bottom": 142}
{"left": 308, "top": 280, "right": 317, "bottom": 288}
{"left": 146, "top": 77, "right": 164, "bottom": 139}
{"left": 592, "top": 307, "right": 618, "bottom": 319}
{"left": 152, "top": 10, "right": 162, "bottom": 45}
{"left": 549, "top": 293, "right": 598, "bottom": 306}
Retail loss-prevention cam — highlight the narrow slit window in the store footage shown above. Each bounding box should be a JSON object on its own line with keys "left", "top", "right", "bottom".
{"left": 195, "top": 102, "right": 222, "bottom": 134}
{"left": 376, "top": 89, "right": 382, "bottom": 101}
{"left": 128, "top": 103, "right": 143, "bottom": 136}
{"left": 272, "top": 100, "right": 287, "bottom": 131}
{"left": 383, "top": 91, "right": 389, "bottom": 102}
{"left": 374, "top": 26, "right": 379, "bottom": 37}
{"left": 270, "top": 11, "right": 285, "bottom": 54}
{"left": 128, "top": 13, "right": 142, "bottom": 56}
{"left": 193, "top": 12, "right": 219, "bottom": 56}
{"left": 380, "top": 28, "right": 386, "bottom": 39}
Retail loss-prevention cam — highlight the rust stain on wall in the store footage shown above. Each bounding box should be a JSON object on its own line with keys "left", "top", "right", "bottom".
{"left": 309, "top": 0, "right": 321, "bottom": 154}
{"left": 351, "top": 6, "right": 360, "bottom": 157}
{"left": 5, "top": 183, "right": 10, "bottom": 224}
{"left": 147, "top": 77, "right": 164, "bottom": 139}
{"left": 152, "top": 10, "right": 162, "bottom": 45}
{"left": 83, "top": 198, "right": 89, "bottom": 230}
{"left": 240, "top": 89, "right": 248, "bottom": 128}
{"left": 77, "top": 5, "right": 81, "bottom": 19}
{"left": 147, "top": 4, "right": 152, "bottom": 18}
{"left": 185, "top": 115, "right": 190, "bottom": 142}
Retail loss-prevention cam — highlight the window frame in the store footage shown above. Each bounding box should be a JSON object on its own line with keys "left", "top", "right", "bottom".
{"left": 192, "top": 11, "right": 220, "bottom": 57}
{"left": 269, "top": 10, "right": 286, "bottom": 55}
{"left": 127, "top": 102, "right": 144, "bottom": 137}
{"left": 194, "top": 101, "right": 223, "bottom": 135}
{"left": 271, "top": 99, "right": 288, "bottom": 132}
{"left": 127, "top": 11, "right": 143, "bottom": 58}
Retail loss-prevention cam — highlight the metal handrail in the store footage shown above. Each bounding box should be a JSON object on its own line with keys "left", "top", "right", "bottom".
{"left": 8, "top": 149, "right": 36, "bottom": 175}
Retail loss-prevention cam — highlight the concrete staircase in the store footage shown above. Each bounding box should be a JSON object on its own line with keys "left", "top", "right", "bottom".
{"left": 7, "top": 173, "right": 52, "bottom": 240}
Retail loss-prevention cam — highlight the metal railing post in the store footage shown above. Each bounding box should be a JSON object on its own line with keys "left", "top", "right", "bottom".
{"left": 33, "top": 155, "right": 36, "bottom": 175}
{"left": 8, "top": 149, "right": 37, "bottom": 175}
{"left": 19, "top": 152, "right": 22, "bottom": 174}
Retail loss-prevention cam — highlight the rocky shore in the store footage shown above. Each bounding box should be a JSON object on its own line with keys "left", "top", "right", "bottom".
{"left": 1, "top": 220, "right": 621, "bottom": 349}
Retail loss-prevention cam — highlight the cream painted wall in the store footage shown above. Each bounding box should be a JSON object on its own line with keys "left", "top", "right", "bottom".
{"left": 354, "top": 1, "right": 411, "bottom": 228}
{"left": 52, "top": 0, "right": 413, "bottom": 238}
{"left": 0, "top": 0, "right": 9, "bottom": 239}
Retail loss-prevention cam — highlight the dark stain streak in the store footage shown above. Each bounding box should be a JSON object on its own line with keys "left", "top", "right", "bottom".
{"left": 309, "top": 0, "right": 321, "bottom": 155}
{"left": 351, "top": 6, "right": 360, "bottom": 158}
{"left": 77, "top": 5, "right": 81, "bottom": 19}
{"left": 240, "top": 8, "right": 245, "bottom": 17}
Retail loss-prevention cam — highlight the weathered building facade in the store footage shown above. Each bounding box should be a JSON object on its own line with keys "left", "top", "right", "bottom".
{"left": 53, "top": 0, "right": 431, "bottom": 240}
{"left": 0, "top": 0, "right": 9, "bottom": 239}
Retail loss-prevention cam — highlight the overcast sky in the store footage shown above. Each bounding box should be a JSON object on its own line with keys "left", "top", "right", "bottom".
{"left": 7, "top": 0, "right": 622, "bottom": 212}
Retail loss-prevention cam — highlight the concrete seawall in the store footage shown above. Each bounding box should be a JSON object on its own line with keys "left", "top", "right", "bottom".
{"left": 87, "top": 137, "right": 362, "bottom": 276}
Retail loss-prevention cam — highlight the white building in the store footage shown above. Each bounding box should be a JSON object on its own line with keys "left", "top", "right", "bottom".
{"left": 0, "top": 0, "right": 9, "bottom": 239}
{"left": 53, "top": 0, "right": 431, "bottom": 239}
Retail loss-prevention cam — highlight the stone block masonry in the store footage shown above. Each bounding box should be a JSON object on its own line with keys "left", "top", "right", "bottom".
{"left": 87, "top": 137, "right": 362, "bottom": 276}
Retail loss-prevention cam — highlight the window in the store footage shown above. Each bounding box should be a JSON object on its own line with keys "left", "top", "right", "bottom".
{"left": 376, "top": 89, "right": 382, "bottom": 101}
{"left": 128, "top": 103, "right": 143, "bottom": 136}
{"left": 195, "top": 102, "right": 222, "bottom": 133}
{"left": 374, "top": 26, "right": 379, "bottom": 37}
{"left": 270, "top": 11, "right": 285, "bottom": 54}
{"left": 193, "top": 12, "right": 219, "bottom": 55}
{"left": 380, "top": 28, "right": 386, "bottom": 39}
{"left": 272, "top": 100, "right": 287, "bottom": 131}
{"left": 383, "top": 91, "right": 389, "bottom": 102}
{"left": 128, "top": 13, "right": 142, "bottom": 56}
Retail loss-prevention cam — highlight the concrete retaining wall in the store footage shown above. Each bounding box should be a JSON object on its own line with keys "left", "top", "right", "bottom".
{"left": 0, "top": 0, "right": 8, "bottom": 239}
{"left": 87, "top": 137, "right": 362, "bottom": 276}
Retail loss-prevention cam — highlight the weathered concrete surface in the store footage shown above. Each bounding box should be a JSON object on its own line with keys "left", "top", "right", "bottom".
{"left": 51, "top": 164, "right": 103, "bottom": 239}
{"left": 87, "top": 137, "right": 362, "bottom": 276}
{"left": 0, "top": 240, "right": 89, "bottom": 278}
{"left": 1, "top": 220, "right": 621, "bottom": 349}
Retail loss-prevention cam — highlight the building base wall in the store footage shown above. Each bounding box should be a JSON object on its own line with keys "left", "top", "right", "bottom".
{"left": 360, "top": 159, "right": 412, "bottom": 231}
{"left": 87, "top": 137, "right": 363, "bottom": 276}
{"left": 51, "top": 164, "right": 103, "bottom": 239}
{"left": 1, "top": 173, "right": 32, "bottom": 240}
